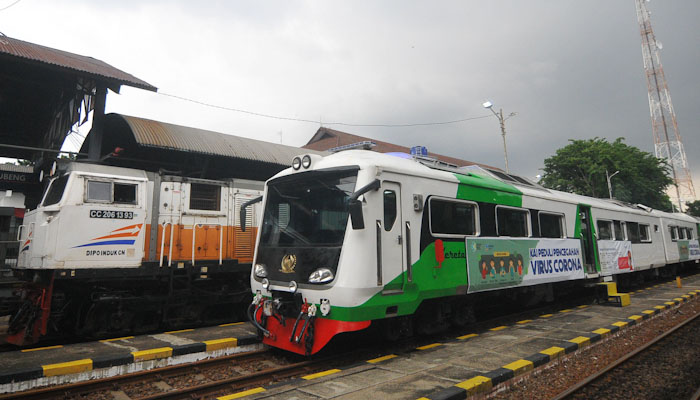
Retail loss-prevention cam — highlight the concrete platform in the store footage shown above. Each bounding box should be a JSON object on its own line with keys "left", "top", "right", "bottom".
{"left": 213, "top": 273, "right": 700, "bottom": 400}
{"left": 0, "top": 321, "right": 261, "bottom": 393}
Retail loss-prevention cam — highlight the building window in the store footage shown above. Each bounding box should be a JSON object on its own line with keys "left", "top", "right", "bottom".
{"left": 597, "top": 220, "right": 613, "bottom": 240}
{"left": 429, "top": 198, "right": 478, "bottom": 236}
{"left": 539, "top": 212, "right": 565, "bottom": 238}
{"left": 190, "top": 183, "right": 221, "bottom": 211}
{"left": 383, "top": 190, "right": 397, "bottom": 231}
{"left": 496, "top": 206, "right": 529, "bottom": 237}
{"left": 640, "top": 224, "right": 651, "bottom": 242}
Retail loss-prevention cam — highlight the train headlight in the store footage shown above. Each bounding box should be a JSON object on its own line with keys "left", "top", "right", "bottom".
{"left": 288, "top": 280, "right": 298, "bottom": 293}
{"left": 308, "top": 268, "right": 334, "bottom": 284}
{"left": 292, "top": 157, "right": 302, "bottom": 170}
{"left": 254, "top": 263, "right": 268, "bottom": 278}
{"left": 301, "top": 155, "right": 312, "bottom": 169}
{"left": 261, "top": 278, "right": 270, "bottom": 290}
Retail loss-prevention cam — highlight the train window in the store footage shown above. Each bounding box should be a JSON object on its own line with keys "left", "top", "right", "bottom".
{"left": 687, "top": 228, "right": 694, "bottom": 240}
{"left": 43, "top": 174, "right": 69, "bottom": 206}
{"left": 626, "top": 222, "right": 641, "bottom": 243}
{"left": 496, "top": 206, "right": 529, "bottom": 237}
{"left": 597, "top": 220, "right": 613, "bottom": 240}
{"left": 277, "top": 204, "right": 290, "bottom": 229}
{"left": 678, "top": 227, "right": 686, "bottom": 240}
{"left": 383, "top": 190, "right": 397, "bottom": 231}
{"left": 669, "top": 226, "right": 678, "bottom": 241}
{"left": 430, "top": 198, "right": 478, "bottom": 237}
{"left": 640, "top": 224, "right": 651, "bottom": 242}
{"left": 114, "top": 183, "right": 137, "bottom": 204}
{"left": 87, "top": 180, "right": 112, "bottom": 202}
{"left": 539, "top": 212, "right": 565, "bottom": 238}
{"left": 190, "top": 183, "right": 221, "bottom": 211}
{"left": 654, "top": 225, "right": 659, "bottom": 233}
{"left": 613, "top": 221, "right": 625, "bottom": 241}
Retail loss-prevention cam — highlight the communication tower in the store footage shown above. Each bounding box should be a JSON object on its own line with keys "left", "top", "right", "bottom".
{"left": 635, "top": 0, "right": 696, "bottom": 211}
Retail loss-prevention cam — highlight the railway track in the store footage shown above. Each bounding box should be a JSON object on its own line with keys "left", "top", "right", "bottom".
{"left": 553, "top": 309, "right": 700, "bottom": 400}
{"left": 0, "top": 348, "right": 348, "bottom": 400}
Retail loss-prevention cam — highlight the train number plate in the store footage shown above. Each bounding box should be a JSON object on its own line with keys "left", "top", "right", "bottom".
{"left": 89, "top": 210, "right": 134, "bottom": 219}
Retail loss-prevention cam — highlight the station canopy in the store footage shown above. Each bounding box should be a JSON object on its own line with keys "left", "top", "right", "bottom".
{"left": 81, "top": 113, "right": 325, "bottom": 181}
{"left": 0, "top": 34, "right": 156, "bottom": 161}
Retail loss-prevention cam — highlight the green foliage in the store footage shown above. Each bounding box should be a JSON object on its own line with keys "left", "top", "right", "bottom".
{"left": 686, "top": 200, "right": 700, "bottom": 218}
{"left": 539, "top": 138, "right": 673, "bottom": 211}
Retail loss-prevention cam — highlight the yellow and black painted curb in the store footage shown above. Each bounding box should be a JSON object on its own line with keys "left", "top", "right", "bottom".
{"left": 421, "top": 290, "right": 699, "bottom": 400}
{"left": 0, "top": 334, "right": 258, "bottom": 385}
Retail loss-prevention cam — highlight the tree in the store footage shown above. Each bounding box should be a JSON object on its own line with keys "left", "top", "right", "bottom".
{"left": 686, "top": 200, "right": 700, "bottom": 218}
{"left": 539, "top": 138, "right": 673, "bottom": 211}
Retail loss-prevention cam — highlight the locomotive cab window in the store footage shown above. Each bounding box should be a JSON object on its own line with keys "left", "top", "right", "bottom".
{"left": 114, "top": 183, "right": 137, "bottom": 204}
{"left": 669, "top": 226, "right": 678, "bottom": 241}
{"left": 496, "top": 206, "right": 529, "bottom": 237}
{"left": 429, "top": 198, "right": 478, "bottom": 237}
{"left": 86, "top": 180, "right": 138, "bottom": 205}
{"left": 597, "top": 220, "right": 613, "bottom": 240}
{"left": 639, "top": 224, "right": 651, "bottom": 243}
{"left": 539, "top": 212, "right": 565, "bottom": 238}
{"left": 383, "top": 190, "right": 397, "bottom": 231}
{"left": 43, "top": 174, "right": 70, "bottom": 206}
{"left": 190, "top": 183, "right": 221, "bottom": 211}
{"left": 87, "top": 180, "right": 111, "bottom": 202}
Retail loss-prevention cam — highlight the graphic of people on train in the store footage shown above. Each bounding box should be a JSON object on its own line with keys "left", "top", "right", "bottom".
{"left": 480, "top": 257, "right": 488, "bottom": 279}
{"left": 499, "top": 258, "right": 506, "bottom": 276}
{"left": 488, "top": 257, "right": 497, "bottom": 277}
{"left": 508, "top": 257, "right": 515, "bottom": 277}
{"left": 517, "top": 254, "right": 524, "bottom": 276}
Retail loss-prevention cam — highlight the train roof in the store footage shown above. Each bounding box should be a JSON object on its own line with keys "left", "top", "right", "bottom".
{"left": 275, "top": 150, "right": 699, "bottom": 223}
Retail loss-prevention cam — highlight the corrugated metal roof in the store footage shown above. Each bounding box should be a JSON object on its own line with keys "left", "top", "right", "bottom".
{"left": 0, "top": 164, "right": 33, "bottom": 173}
{"left": 116, "top": 114, "right": 325, "bottom": 166}
{"left": 0, "top": 35, "right": 156, "bottom": 91}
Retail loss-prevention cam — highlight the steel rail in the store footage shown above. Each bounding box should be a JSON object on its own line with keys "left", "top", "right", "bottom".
{"left": 0, "top": 349, "right": 270, "bottom": 400}
{"left": 551, "top": 309, "right": 700, "bottom": 400}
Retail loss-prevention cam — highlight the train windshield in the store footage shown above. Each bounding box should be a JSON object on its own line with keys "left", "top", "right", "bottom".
{"left": 259, "top": 168, "right": 358, "bottom": 247}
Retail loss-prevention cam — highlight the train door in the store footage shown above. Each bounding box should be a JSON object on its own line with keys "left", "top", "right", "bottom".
{"left": 380, "top": 181, "right": 404, "bottom": 293}
{"left": 578, "top": 205, "right": 598, "bottom": 274}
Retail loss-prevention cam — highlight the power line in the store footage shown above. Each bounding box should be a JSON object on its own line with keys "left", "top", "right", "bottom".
{"left": 0, "top": 0, "right": 23, "bottom": 12}
{"left": 157, "top": 91, "right": 493, "bottom": 128}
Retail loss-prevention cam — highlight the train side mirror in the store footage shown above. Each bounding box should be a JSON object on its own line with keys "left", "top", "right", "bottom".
{"left": 348, "top": 179, "right": 380, "bottom": 230}
{"left": 240, "top": 196, "right": 263, "bottom": 232}
{"left": 349, "top": 199, "right": 365, "bottom": 230}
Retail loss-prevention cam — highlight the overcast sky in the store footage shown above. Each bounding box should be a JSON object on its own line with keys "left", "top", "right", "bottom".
{"left": 2, "top": 0, "right": 698, "bottom": 197}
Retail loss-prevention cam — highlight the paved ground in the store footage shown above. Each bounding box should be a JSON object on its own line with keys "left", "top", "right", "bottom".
{"left": 0, "top": 321, "right": 261, "bottom": 392}
{"left": 220, "top": 272, "right": 700, "bottom": 400}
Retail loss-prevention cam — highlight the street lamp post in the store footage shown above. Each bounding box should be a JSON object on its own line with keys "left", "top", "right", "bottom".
{"left": 482, "top": 101, "right": 516, "bottom": 173}
{"left": 606, "top": 170, "right": 620, "bottom": 199}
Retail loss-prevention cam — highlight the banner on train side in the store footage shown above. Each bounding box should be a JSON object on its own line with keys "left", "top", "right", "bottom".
{"left": 597, "top": 240, "right": 633, "bottom": 276}
{"left": 465, "top": 238, "right": 584, "bottom": 293}
{"left": 679, "top": 240, "right": 700, "bottom": 261}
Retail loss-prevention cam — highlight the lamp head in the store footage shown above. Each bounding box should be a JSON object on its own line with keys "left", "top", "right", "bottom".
{"left": 482, "top": 101, "right": 493, "bottom": 109}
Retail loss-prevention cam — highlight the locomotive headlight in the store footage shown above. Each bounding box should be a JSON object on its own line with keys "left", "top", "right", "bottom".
{"left": 288, "top": 280, "right": 298, "bottom": 293}
{"left": 261, "top": 278, "right": 270, "bottom": 290}
{"left": 301, "top": 155, "right": 312, "bottom": 169}
{"left": 308, "top": 268, "right": 334, "bottom": 284}
{"left": 254, "top": 263, "right": 268, "bottom": 278}
{"left": 292, "top": 157, "right": 302, "bottom": 170}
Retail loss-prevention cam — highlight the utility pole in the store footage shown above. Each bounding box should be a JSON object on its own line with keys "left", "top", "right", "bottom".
{"left": 482, "top": 101, "right": 516, "bottom": 174}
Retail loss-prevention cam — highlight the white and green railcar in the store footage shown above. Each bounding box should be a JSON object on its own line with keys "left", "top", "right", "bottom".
{"left": 248, "top": 150, "right": 699, "bottom": 355}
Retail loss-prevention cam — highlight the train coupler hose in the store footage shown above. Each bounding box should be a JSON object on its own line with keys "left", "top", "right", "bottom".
{"left": 247, "top": 298, "right": 271, "bottom": 338}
